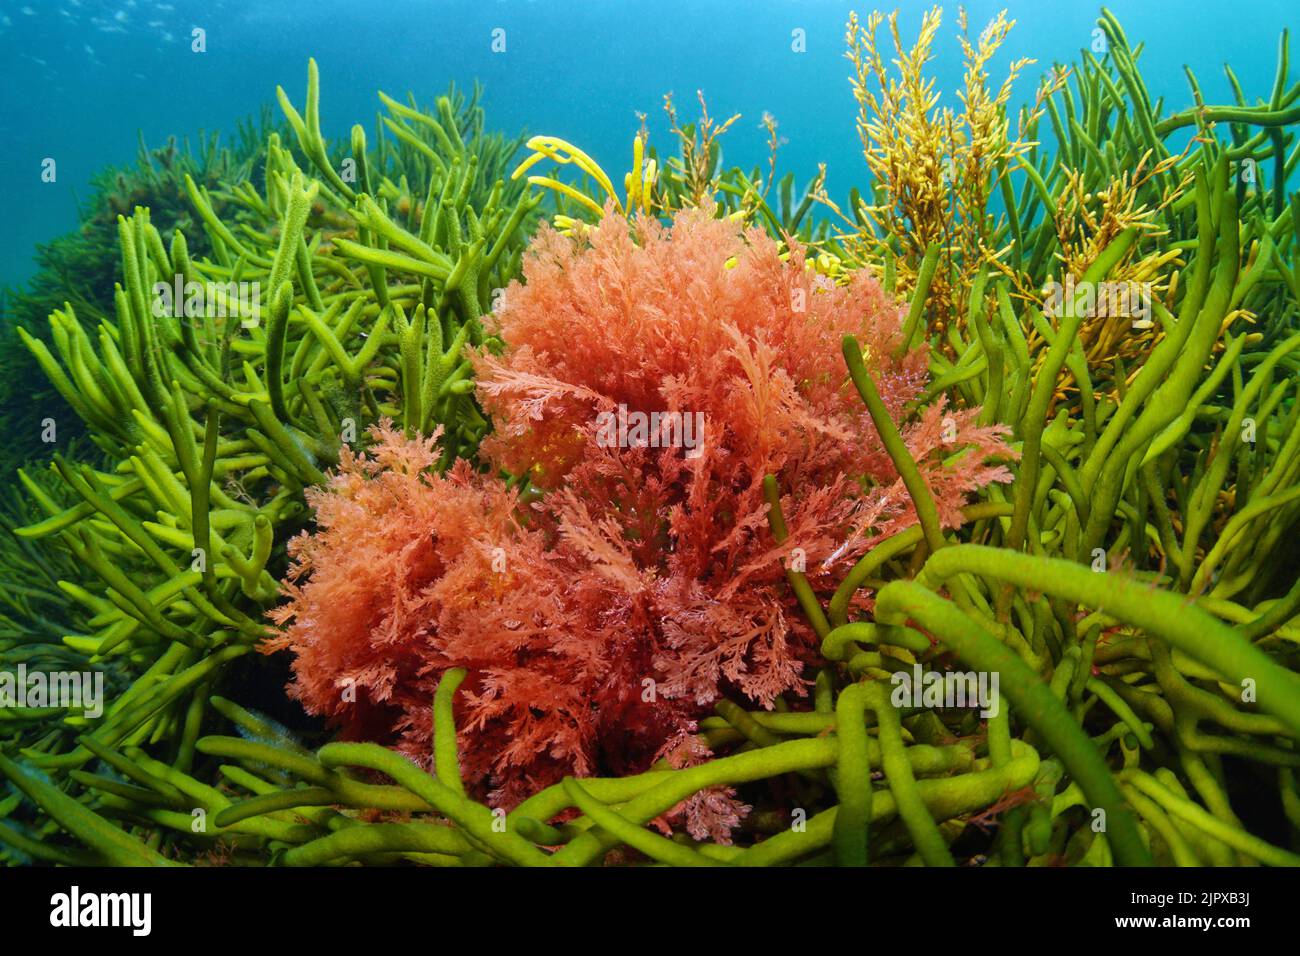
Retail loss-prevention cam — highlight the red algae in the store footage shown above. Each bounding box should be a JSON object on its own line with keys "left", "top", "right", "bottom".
{"left": 268, "top": 206, "right": 1014, "bottom": 808}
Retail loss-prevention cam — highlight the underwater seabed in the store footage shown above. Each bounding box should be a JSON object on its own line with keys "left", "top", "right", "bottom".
{"left": 2, "top": 5, "right": 1300, "bottom": 871}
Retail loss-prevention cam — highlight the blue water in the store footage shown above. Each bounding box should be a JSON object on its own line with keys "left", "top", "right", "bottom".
{"left": 1, "top": 0, "right": 1294, "bottom": 287}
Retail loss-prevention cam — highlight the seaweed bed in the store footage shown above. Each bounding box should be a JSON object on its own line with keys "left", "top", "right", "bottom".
{"left": 2, "top": 7, "right": 1300, "bottom": 867}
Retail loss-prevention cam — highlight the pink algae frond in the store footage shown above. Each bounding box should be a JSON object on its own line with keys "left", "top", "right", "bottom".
{"left": 269, "top": 206, "right": 1015, "bottom": 811}
{"left": 266, "top": 420, "right": 630, "bottom": 805}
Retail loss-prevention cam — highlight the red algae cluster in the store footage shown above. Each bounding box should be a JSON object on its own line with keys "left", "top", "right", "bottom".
{"left": 267, "top": 207, "right": 1014, "bottom": 807}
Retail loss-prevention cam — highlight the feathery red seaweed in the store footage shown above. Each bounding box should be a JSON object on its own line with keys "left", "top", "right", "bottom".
{"left": 268, "top": 206, "right": 1014, "bottom": 808}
